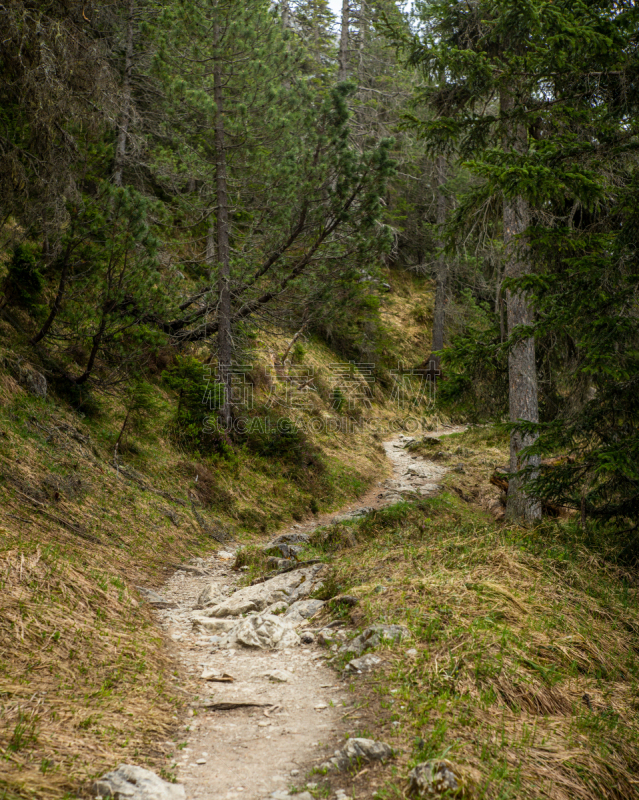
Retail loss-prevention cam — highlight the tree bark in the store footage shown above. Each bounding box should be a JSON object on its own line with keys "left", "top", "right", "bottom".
{"left": 206, "top": 223, "right": 216, "bottom": 276}
{"left": 74, "top": 313, "right": 108, "bottom": 385}
{"left": 431, "top": 155, "right": 447, "bottom": 374}
{"left": 214, "top": 40, "right": 233, "bottom": 430}
{"left": 115, "top": 406, "right": 132, "bottom": 449}
{"left": 338, "top": 0, "right": 349, "bottom": 81}
{"left": 113, "top": 0, "right": 135, "bottom": 187}
{"left": 357, "top": 2, "right": 367, "bottom": 77}
{"left": 30, "top": 241, "right": 72, "bottom": 345}
{"left": 501, "top": 86, "right": 541, "bottom": 524}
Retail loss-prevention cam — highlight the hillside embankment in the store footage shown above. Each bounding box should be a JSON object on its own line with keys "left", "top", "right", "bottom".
{"left": 2, "top": 279, "right": 639, "bottom": 800}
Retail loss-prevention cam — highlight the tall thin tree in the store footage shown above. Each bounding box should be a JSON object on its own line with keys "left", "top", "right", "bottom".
{"left": 213, "top": 23, "right": 233, "bottom": 430}
{"left": 338, "top": 0, "right": 349, "bottom": 81}
{"left": 500, "top": 84, "right": 541, "bottom": 522}
{"left": 430, "top": 155, "right": 447, "bottom": 373}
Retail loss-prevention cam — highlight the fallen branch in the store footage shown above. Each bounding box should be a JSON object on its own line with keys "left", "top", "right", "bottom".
{"left": 189, "top": 498, "right": 230, "bottom": 544}
{"left": 198, "top": 701, "right": 271, "bottom": 711}
{"left": 12, "top": 489, "right": 101, "bottom": 543}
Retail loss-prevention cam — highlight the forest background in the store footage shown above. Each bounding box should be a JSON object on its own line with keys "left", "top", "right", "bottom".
{"left": 2, "top": 0, "right": 637, "bottom": 535}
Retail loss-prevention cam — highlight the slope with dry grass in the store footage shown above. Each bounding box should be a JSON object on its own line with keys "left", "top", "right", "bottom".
{"left": 0, "top": 265, "right": 445, "bottom": 798}
{"left": 0, "top": 376, "right": 200, "bottom": 798}
{"left": 0, "top": 275, "right": 436, "bottom": 798}
{"left": 300, "top": 428, "right": 639, "bottom": 800}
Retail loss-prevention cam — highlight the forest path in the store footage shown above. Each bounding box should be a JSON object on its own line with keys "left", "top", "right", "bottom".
{"left": 153, "top": 427, "right": 463, "bottom": 800}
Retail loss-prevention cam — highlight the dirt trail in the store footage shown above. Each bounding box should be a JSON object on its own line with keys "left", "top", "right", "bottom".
{"left": 152, "top": 428, "right": 463, "bottom": 800}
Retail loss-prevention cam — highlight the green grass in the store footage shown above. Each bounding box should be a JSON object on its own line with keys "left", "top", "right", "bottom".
{"left": 282, "top": 492, "right": 639, "bottom": 800}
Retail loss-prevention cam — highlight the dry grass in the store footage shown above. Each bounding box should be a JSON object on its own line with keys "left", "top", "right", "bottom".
{"left": 0, "top": 393, "right": 204, "bottom": 797}
{"left": 379, "top": 272, "right": 434, "bottom": 367}
{"left": 303, "top": 466, "right": 639, "bottom": 799}
{"left": 0, "top": 545, "right": 179, "bottom": 799}
{"left": 0, "top": 275, "right": 438, "bottom": 797}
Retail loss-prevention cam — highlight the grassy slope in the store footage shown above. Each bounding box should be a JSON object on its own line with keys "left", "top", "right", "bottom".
{"left": 0, "top": 271, "right": 437, "bottom": 798}
{"left": 298, "top": 427, "right": 639, "bottom": 800}
{"left": 3, "top": 268, "right": 638, "bottom": 799}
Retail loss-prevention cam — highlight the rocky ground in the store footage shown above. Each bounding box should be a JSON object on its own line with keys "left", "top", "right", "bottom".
{"left": 95, "top": 430, "right": 462, "bottom": 800}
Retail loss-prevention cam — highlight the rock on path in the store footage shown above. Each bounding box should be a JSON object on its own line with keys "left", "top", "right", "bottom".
{"left": 143, "top": 432, "right": 460, "bottom": 800}
{"left": 153, "top": 556, "right": 346, "bottom": 800}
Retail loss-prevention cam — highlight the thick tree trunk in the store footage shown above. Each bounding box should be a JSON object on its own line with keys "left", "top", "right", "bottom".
{"left": 431, "top": 155, "right": 447, "bottom": 374}
{"left": 501, "top": 87, "right": 541, "bottom": 524}
{"left": 281, "top": 0, "right": 289, "bottom": 28}
{"left": 113, "top": 0, "right": 135, "bottom": 187}
{"left": 214, "top": 49, "right": 233, "bottom": 431}
{"left": 338, "top": 0, "right": 349, "bottom": 81}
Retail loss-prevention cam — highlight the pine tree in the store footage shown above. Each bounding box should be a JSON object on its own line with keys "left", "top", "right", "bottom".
{"left": 151, "top": 0, "right": 394, "bottom": 421}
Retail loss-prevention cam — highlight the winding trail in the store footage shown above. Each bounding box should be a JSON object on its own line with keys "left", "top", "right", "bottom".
{"left": 152, "top": 429, "right": 463, "bottom": 800}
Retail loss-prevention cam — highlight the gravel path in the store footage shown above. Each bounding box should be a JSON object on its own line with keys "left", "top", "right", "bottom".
{"left": 151, "top": 429, "right": 462, "bottom": 800}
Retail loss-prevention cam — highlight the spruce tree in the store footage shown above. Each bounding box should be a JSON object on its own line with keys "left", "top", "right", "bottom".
{"left": 406, "top": 0, "right": 639, "bottom": 526}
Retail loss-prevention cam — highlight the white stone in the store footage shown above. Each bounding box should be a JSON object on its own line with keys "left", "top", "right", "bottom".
{"left": 284, "top": 599, "right": 325, "bottom": 625}
{"left": 190, "top": 615, "right": 236, "bottom": 633}
{"left": 222, "top": 614, "right": 300, "bottom": 650}
{"left": 408, "top": 760, "right": 459, "bottom": 796}
{"left": 200, "top": 668, "right": 234, "bottom": 681}
{"left": 345, "top": 654, "right": 383, "bottom": 673}
{"left": 195, "top": 583, "right": 226, "bottom": 608}
{"left": 264, "top": 601, "right": 289, "bottom": 615}
{"left": 203, "top": 565, "right": 325, "bottom": 619}
{"left": 93, "top": 764, "right": 185, "bottom": 800}
{"left": 262, "top": 669, "right": 294, "bottom": 683}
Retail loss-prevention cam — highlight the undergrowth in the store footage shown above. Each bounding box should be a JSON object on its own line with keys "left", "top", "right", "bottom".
{"left": 308, "top": 495, "right": 639, "bottom": 800}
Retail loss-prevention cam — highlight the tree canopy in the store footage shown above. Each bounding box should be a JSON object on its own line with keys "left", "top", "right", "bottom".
{"left": 1, "top": 0, "right": 638, "bottom": 533}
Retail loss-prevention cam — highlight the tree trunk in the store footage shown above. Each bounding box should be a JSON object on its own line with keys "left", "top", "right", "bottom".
{"left": 338, "top": 0, "right": 349, "bottom": 81}
{"left": 501, "top": 86, "right": 541, "bottom": 524}
{"left": 495, "top": 276, "right": 506, "bottom": 343}
{"left": 74, "top": 313, "right": 107, "bottom": 385}
{"left": 358, "top": 2, "right": 367, "bottom": 77}
{"left": 214, "top": 43, "right": 233, "bottom": 431}
{"left": 431, "top": 155, "right": 447, "bottom": 374}
{"left": 281, "top": 0, "right": 289, "bottom": 28}
{"left": 206, "top": 223, "right": 216, "bottom": 276}
{"left": 115, "top": 406, "right": 132, "bottom": 449}
{"left": 30, "top": 241, "right": 72, "bottom": 345}
{"left": 113, "top": 0, "right": 135, "bottom": 187}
